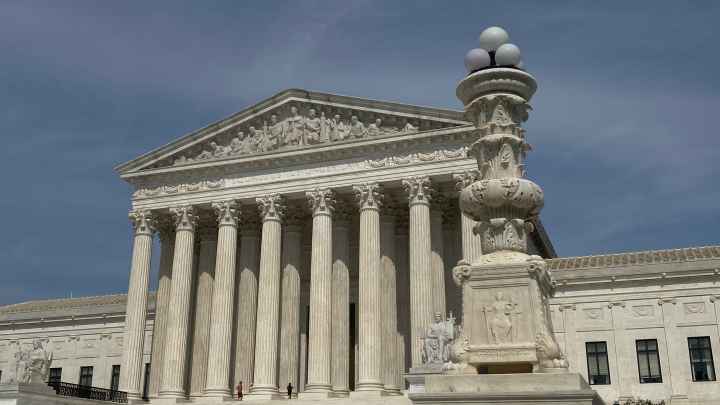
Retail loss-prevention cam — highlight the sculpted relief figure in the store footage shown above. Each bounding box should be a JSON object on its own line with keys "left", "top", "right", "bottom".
{"left": 330, "top": 114, "right": 349, "bottom": 141}
{"left": 483, "top": 292, "right": 520, "bottom": 344}
{"left": 267, "top": 114, "right": 284, "bottom": 150}
{"left": 367, "top": 118, "right": 382, "bottom": 136}
{"left": 348, "top": 115, "right": 367, "bottom": 139}
{"left": 285, "top": 106, "right": 304, "bottom": 146}
{"left": 304, "top": 108, "right": 322, "bottom": 145}
{"left": 421, "top": 312, "right": 456, "bottom": 365}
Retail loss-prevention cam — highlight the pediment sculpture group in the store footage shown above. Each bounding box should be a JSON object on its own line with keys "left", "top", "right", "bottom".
{"left": 3, "top": 339, "right": 53, "bottom": 384}
{"left": 173, "top": 106, "right": 421, "bottom": 166}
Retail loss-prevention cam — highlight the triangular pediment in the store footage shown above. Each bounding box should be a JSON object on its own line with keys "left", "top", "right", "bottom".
{"left": 115, "top": 89, "right": 469, "bottom": 175}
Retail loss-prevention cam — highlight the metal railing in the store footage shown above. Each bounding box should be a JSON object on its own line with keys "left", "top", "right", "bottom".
{"left": 48, "top": 381, "right": 128, "bottom": 403}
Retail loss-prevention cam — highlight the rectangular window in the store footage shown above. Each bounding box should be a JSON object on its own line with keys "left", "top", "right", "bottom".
{"left": 49, "top": 367, "right": 62, "bottom": 384}
{"left": 586, "top": 341, "right": 611, "bottom": 385}
{"left": 636, "top": 339, "right": 662, "bottom": 383}
{"left": 79, "top": 366, "right": 93, "bottom": 387}
{"left": 688, "top": 337, "right": 716, "bottom": 382}
{"left": 110, "top": 365, "right": 121, "bottom": 391}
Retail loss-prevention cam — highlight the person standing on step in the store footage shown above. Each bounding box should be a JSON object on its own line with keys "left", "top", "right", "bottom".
{"left": 286, "top": 382, "right": 293, "bottom": 399}
{"left": 236, "top": 381, "right": 243, "bottom": 400}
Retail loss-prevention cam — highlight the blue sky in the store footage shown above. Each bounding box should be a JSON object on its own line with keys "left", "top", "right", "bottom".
{"left": 1, "top": 1, "right": 718, "bottom": 305}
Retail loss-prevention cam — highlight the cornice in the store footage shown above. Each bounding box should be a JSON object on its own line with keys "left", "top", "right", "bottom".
{"left": 547, "top": 246, "right": 720, "bottom": 271}
{"left": 0, "top": 293, "right": 154, "bottom": 321}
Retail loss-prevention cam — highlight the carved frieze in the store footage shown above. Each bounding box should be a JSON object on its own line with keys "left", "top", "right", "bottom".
{"left": 631, "top": 305, "right": 655, "bottom": 318}
{"left": 132, "top": 146, "right": 470, "bottom": 200}
{"left": 684, "top": 301, "right": 706, "bottom": 315}
{"left": 164, "top": 104, "right": 439, "bottom": 168}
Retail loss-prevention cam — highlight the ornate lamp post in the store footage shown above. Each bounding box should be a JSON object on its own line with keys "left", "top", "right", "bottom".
{"left": 408, "top": 26, "right": 599, "bottom": 405}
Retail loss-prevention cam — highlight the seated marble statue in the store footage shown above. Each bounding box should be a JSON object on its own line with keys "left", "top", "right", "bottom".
{"left": 12, "top": 339, "right": 53, "bottom": 384}
{"left": 421, "top": 312, "right": 455, "bottom": 365}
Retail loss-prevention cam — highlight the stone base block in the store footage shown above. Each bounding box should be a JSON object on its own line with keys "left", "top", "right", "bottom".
{"left": 409, "top": 373, "right": 602, "bottom": 405}
{"left": 298, "top": 390, "right": 333, "bottom": 400}
{"left": 243, "top": 392, "right": 285, "bottom": 401}
{"left": 349, "top": 389, "right": 388, "bottom": 399}
{"left": 150, "top": 397, "right": 194, "bottom": 405}
{"left": 405, "top": 365, "right": 444, "bottom": 394}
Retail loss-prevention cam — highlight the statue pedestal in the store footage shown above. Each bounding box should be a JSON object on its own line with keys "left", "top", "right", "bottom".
{"left": 409, "top": 373, "right": 601, "bottom": 405}
{"left": 450, "top": 252, "right": 567, "bottom": 373}
{"left": 405, "top": 365, "right": 445, "bottom": 394}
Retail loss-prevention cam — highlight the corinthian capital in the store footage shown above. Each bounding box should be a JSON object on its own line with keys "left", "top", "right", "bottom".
{"left": 129, "top": 209, "right": 156, "bottom": 236}
{"left": 306, "top": 188, "right": 336, "bottom": 217}
{"left": 170, "top": 205, "right": 198, "bottom": 232}
{"left": 402, "top": 176, "right": 433, "bottom": 206}
{"left": 212, "top": 200, "right": 240, "bottom": 227}
{"left": 256, "top": 194, "right": 286, "bottom": 222}
{"left": 452, "top": 170, "right": 480, "bottom": 191}
{"left": 353, "top": 182, "right": 383, "bottom": 211}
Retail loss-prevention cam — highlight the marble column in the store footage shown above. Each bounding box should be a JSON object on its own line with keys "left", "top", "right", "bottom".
{"left": 159, "top": 206, "right": 198, "bottom": 399}
{"left": 120, "top": 210, "right": 156, "bottom": 399}
{"left": 302, "top": 189, "right": 335, "bottom": 398}
{"left": 442, "top": 206, "right": 462, "bottom": 321}
{"left": 249, "top": 195, "right": 285, "bottom": 399}
{"left": 402, "top": 176, "right": 434, "bottom": 367}
{"left": 148, "top": 222, "right": 175, "bottom": 399}
{"left": 394, "top": 210, "right": 411, "bottom": 378}
{"left": 429, "top": 195, "right": 446, "bottom": 318}
{"left": 380, "top": 208, "right": 402, "bottom": 395}
{"left": 189, "top": 223, "right": 217, "bottom": 397}
{"left": 453, "top": 171, "right": 482, "bottom": 264}
{"left": 351, "top": 183, "right": 384, "bottom": 395}
{"left": 278, "top": 208, "right": 303, "bottom": 396}
{"left": 659, "top": 298, "right": 689, "bottom": 402}
{"left": 204, "top": 201, "right": 240, "bottom": 398}
{"left": 331, "top": 205, "right": 352, "bottom": 396}
{"left": 233, "top": 211, "right": 260, "bottom": 392}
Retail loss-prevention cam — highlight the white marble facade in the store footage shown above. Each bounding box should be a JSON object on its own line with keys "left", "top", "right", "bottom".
{"left": 1, "top": 90, "right": 719, "bottom": 405}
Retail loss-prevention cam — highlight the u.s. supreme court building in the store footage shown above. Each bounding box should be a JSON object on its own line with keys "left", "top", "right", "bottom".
{"left": 1, "top": 41, "right": 720, "bottom": 405}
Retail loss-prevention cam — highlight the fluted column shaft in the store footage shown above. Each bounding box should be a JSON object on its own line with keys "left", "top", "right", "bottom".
{"left": 380, "top": 213, "right": 401, "bottom": 394}
{"left": 250, "top": 195, "right": 285, "bottom": 397}
{"left": 189, "top": 227, "right": 217, "bottom": 397}
{"left": 353, "top": 183, "right": 384, "bottom": 393}
{"left": 394, "top": 214, "right": 411, "bottom": 377}
{"left": 159, "top": 206, "right": 198, "bottom": 398}
{"left": 430, "top": 203, "right": 446, "bottom": 317}
{"left": 331, "top": 210, "right": 351, "bottom": 395}
{"left": 454, "top": 171, "right": 482, "bottom": 263}
{"left": 148, "top": 226, "right": 174, "bottom": 398}
{"left": 304, "top": 189, "right": 335, "bottom": 396}
{"left": 403, "top": 176, "right": 434, "bottom": 367}
{"left": 204, "top": 202, "right": 240, "bottom": 397}
{"left": 278, "top": 214, "right": 303, "bottom": 394}
{"left": 120, "top": 210, "right": 155, "bottom": 399}
{"left": 460, "top": 212, "right": 482, "bottom": 263}
{"left": 233, "top": 215, "right": 260, "bottom": 392}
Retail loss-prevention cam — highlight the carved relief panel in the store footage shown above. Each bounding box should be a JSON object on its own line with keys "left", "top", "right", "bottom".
{"left": 464, "top": 286, "right": 530, "bottom": 347}
{"left": 677, "top": 297, "right": 715, "bottom": 326}
{"left": 624, "top": 300, "right": 663, "bottom": 329}
{"left": 575, "top": 303, "right": 613, "bottom": 331}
